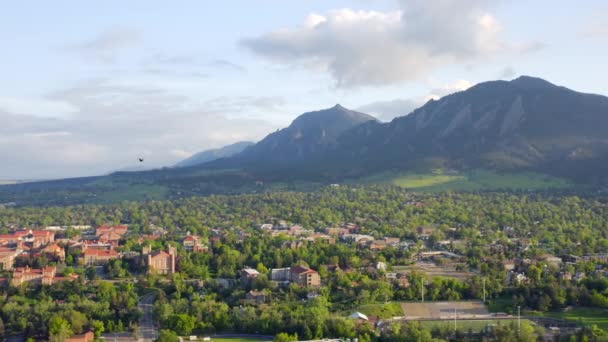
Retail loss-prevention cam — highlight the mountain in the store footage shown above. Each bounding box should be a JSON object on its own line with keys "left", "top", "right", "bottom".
{"left": 209, "top": 104, "right": 377, "bottom": 170}
{"left": 213, "top": 76, "right": 608, "bottom": 182}
{"left": 174, "top": 141, "right": 255, "bottom": 168}
{"left": 3, "top": 75, "right": 608, "bottom": 206}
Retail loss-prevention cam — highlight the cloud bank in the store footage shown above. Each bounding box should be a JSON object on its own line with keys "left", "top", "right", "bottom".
{"left": 242, "top": 1, "right": 513, "bottom": 87}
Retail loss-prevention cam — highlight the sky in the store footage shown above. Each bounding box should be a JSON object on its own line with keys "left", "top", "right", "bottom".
{"left": 1, "top": 0, "right": 607, "bottom": 179}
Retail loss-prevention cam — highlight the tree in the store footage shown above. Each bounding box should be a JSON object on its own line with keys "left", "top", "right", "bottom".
{"left": 49, "top": 316, "right": 72, "bottom": 342}
{"left": 274, "top": 332, "right": 298, "bottom": 342}
{"left": 155, "top": 329, "right": 180, "bottom": 342}
{"left": 167, "top": 314, "right": 196, "bottom": 336}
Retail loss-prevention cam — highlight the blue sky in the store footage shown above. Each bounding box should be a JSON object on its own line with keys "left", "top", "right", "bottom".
{"left": 1, "top": 0, "right": 607, "bottom": 179}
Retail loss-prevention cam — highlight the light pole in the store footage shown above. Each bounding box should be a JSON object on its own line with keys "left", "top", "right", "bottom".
{"left": 421, "top": 278, "right": 424, "bottom": 303}
{"left": 482, "top": 277, "right": 486, "bottom": 303}
{"left": 517, "top": 305, "right": 521, "bottom": 336}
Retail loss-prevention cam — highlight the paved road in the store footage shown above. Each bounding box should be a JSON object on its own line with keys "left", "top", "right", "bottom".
{"left": 139, "top": 293, "right": 158, "bottom": 341}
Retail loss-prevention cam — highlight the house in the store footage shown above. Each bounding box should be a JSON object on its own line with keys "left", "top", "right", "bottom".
{"left": 66, "top": 331, "right": 95, "bottom": 342}
{"left": 325, "top": 227, "right": 350, "bottom": 236}
{"left": 369, "top": 240, "right": 387, "bottom": 251}
{"left": 342, "top": 234, "right": 375, "bottom": 244}
{"left": 270, "top": 267, "right": 291, "bottom": 281}
{"left": 83, "top": 249, "right": 119, "bottom": 265}
{"left": 375, "top": 262, "right": 387, "bottom": 271}
{"left": 147, "top": 247, "right": 177, "bottom": 274}
{"left": 246, "top": 290, "right": 268, "bottom": 304}
{"left": 290, "top": 265, "right": 321, "bottom": 287}
{"left": 96, "top": 225, "right": 128, "bottom": 236}
{"left": 183, "top": 235, "right": 209, "bottom": 253}
{"left": 537, "top": 254, "right": 562, "bottom": 267}
{"left": 417, "top": 226, "right": 435, "bottom": 240}
{"left": 241, "top": 267, "right": 260, "bottom": 285}
{"left": 271, "top": 265, "right": 321, "bottom": 287}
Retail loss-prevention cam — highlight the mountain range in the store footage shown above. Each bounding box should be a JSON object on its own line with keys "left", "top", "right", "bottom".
{"left": 3, "top": 75, "right": 608, "bottom": 205}
{"left": 174, "top": 141, "right": 255, "bottom": 168}
{"left": 205, "top": 76, "right": 608, "bottom": 183}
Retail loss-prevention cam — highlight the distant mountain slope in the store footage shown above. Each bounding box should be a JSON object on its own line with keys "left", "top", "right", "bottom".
{"left": 329, "top": 76, "right": 608, "bottom": 182}
{"left": 2, "top": 75, "right": 608, "bottom": 206}
{"left": 174, "top": 141, "right": 254, "bottom": 168}
{"left": 212, "top": 104, "right": 377, "bottom": 169}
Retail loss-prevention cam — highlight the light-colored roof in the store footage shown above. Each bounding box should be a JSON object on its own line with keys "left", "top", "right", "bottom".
{"left": 349, "top": 312, "right": 369, "bottom": 320}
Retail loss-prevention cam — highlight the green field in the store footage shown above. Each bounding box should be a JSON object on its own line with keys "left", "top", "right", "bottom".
{"left": 0, "top": 180, "right": 18, "bottom": 185}
{"left": 533, "top": 307, "right": 608, "bottom": 330}
{"left": 364, "top": 169, "right": 572, "bottom": 192}
{"left": 420, "top": 319, "right": 528, "bottom": 332}
{"left": 358, "top": 302, "right": 404, "bottom": 319}
{"left": 206, "top": 338, "right": 273, "bottom": 342}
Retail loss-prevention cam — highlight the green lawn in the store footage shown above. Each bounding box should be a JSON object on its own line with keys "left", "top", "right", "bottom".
{"left": 207, "top": 338, "right": 273, "bottom": 342}
{"left": 420, "top": 319, "right": 528, "bottom": 332}
{"left": 532, "top": 307, "right": 608, "bottom": 330}
{"left": 358, "top": 302, "right": 405, "bottom": 319}
{"left": 364, "top": 169, "right": 572, "bottom": 192}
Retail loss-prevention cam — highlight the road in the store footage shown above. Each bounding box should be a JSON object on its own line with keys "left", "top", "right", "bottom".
{"left": 139, "top": 293, "right": 159, "bottom": 341}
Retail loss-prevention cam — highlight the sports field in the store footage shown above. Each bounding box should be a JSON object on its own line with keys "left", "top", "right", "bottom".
{"left": 402, "top": 301, "right": 490, "bottom": 319}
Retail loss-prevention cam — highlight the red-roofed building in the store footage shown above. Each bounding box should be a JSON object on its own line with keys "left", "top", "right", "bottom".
{"left": 10, "top": 266, "right": 75, "bottom": 286}
{"left": 183, "top": 235, "right": 209, "bottom": 253}
{"left": 290, "top": 265, "right": 321, "bottom": 287}
{"left": 0, "top": 229, "right": 55, "bottom": 249}
{"left": 83, "top": 249, "right": 119, "bottom": 265}
{"left": 66, "top": 331, "right": 95, "bottom": 342}
{"left": 96, "top": 225, "right": 128, "bottom": 244}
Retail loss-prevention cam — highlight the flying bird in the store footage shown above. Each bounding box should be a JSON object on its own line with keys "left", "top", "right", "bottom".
{"left": 138, "top": 158, "right": 144, "bottom": 163}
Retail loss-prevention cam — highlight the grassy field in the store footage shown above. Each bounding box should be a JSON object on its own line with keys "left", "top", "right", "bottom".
{"left": 364, "top": 169, "right": 572, "bottom": 192}
{"left": 402, "top": 301, "right": 489, "bottom": 319}
{"left": 532, "top": 307, "right": 608, "bottom": 330}
{"left": 358, "top": 302, "right": 404, "bottom": 319}
{"left": 420, "top": 318, "right": 529, "bottom": 332}
{"left": 0, "top": 180, "right": 18, "bottom": 185}
{"left": 207, "top": 338, "right": 273, "bottom": 342}
{"left": 393, "top": 262, "right": 474, "bottom": 281}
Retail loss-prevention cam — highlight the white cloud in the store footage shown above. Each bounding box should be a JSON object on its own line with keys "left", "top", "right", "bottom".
{"left": 358, "top": 79, "right": 473, "bottom": 121}
{"left": 170, "top": 149, "right": 194, "bottom": 159}
{"left": 0, "top": 80, "right": 278, "bottom": 179}
{"left": 67, "top": 29, "right": 141, "bottom": 63}
{"left": 0, "top": 97, "right": 77, "bottom": 118}
{"left": 242, "top": 1, "right": 527, "bottom": 87}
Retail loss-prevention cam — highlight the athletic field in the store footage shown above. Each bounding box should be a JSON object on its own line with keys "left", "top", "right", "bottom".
{"left": 402, "top": 301, "right": 490, "bottom": 319}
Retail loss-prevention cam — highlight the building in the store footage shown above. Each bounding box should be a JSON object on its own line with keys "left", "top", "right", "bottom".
{"left": 183, "top": 235, "right": 209, "bottom": 253}
{"left": 246, "top": 290, "right": 268, "bottom": 304}
{"left": 147, "top": 247, "right": 177, "bottom": 274}
{"left": 10, "top": 266, "right": 76, "bottom": 286}
{"left": 43, "top": 243, "right": 66, "bottom": 261}
{"left": 0, "top": 247, "right": 20, "bottom": 270}
{"left": 66, "top": 331, "right": 95, "bottom": 342}
{"left": 0, "top": 229, "right": 55, "bottom": 248}
{"left": 82, "top": 249, "right": 119, "bottom": 265}
{"left": 96, "top": 225, "right": 128, "bottom": 244}
{"left": 241, "top": 267, "right": 260, "bottom": 285}
{"left": 290, "top": 265, "right": 321, "bottom": 287}
{"left": 270, "top": 267, "right": 291, "bottom": 281}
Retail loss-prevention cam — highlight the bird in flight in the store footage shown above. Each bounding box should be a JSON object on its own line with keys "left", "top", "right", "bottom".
{"left": 138, "top": 158, "right": 144, "bottom": 162}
